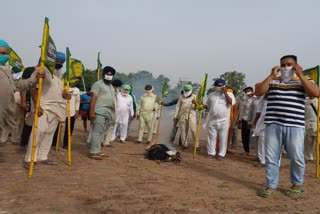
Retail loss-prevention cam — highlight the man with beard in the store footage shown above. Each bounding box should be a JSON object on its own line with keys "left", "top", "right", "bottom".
{"left": 204, "top": 79, "right": 235, "bottom": 160}
{"left": 173, "top": 84, "right": 196, "bottom": 149}
{"left": 24, "top": 52, "right": 70, "bottom": 169}
{"left": 136, "top": 85, "right": 161, "bottom": 144}
{"left": 89, "top": 66, "right": 116, "bottom": 160}
{"left": 111, "top": 84, "right": 134, "bottom": 143}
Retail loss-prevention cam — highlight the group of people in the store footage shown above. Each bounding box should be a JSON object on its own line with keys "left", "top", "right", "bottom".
{"left": 0, "top": 38, "right": 318, "bottom": 199}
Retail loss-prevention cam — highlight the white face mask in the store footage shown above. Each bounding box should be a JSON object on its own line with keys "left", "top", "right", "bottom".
{"left": 183, "top": 90, "right": 192, "bottom": 97}
{"left": 104, "top": 75, "right": 113, "bottom": 81}
{"left": 280, "top": 66, "right": 295, "bottom": 83}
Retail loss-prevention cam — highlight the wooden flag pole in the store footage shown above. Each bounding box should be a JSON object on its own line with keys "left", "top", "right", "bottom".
{"left": 28, "top": 65, "right": 44, "bottom": 178}
{"left": 193, "top": 110, "right": 203, "bottom": 159}
{"left": 66, "top": 81, "right": 72, "bottom": 166}
{"left": 156, "top": 99, "right": 164, "bottom": 134}
{"left": 55, "top": 124, "right": 62, "bottom": 151}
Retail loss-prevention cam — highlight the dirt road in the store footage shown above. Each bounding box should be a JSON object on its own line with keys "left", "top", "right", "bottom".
{"left": 1, "top": 119, "right": 319, "bottom": 213}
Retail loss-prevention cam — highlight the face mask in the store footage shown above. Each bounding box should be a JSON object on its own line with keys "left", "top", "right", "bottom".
{"left": 104, "top": 75, "right": 113, "bottom": 81}
{"left": 183, "top": 90, "right": 192, "bottom": 97}
{"left": 280, "top": 66, "right": 295, "bottom": 83}
{"left": 215, "top": 87, "right": 223, "bottom": 94}
{"left": 55, "top": 64, "right": 63, "bottom": 69}
{"left": 0, "top": 55, "right": 9, "bottom": 66}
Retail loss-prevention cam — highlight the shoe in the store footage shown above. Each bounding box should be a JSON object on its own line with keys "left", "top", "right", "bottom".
{"left": 119, "top": 140, "right": 125, "bottom": 144}
{"left": 38, "top": 160, "right": 59, "bottom": 165}
{"left": 135, "top": 141, "right": 141, "bottom": 144}
{"left": 254, "top": 162, "right": 265, "bottom": 167}
{"left": 258, "top": 189, "right": 275, "bottom": 198}
{"left": 23, "top": 162, "right": 37, "bottom": 170}
{"left": 88, "top": 153, "right": 104, "bottom": 160}
{"left": 206, "top": 155, "right": 215, "bottom": 159}
{"left": 216, "top": 155, "right": 224, "bottom": 161}
{"left": 285, "top": 188, "right": 305, "bottom": 198}
{"left": 146, "top": 141, "right": 151, "bottom": 145}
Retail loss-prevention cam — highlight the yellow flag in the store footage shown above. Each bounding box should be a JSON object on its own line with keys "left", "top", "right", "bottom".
{"left": 41, "top": 17, "right": 57, "bottom": 75}
{"left": 9, "top": 48, "right": 25, "bottom": 73}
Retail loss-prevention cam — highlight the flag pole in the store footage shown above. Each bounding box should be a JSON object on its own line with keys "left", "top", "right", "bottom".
{"left": 28, "top": 17, "right": 49, "bottom": 178}
{"left": 193, "top": 110, "right": 203, "bottom": 159}
{"left": 55, "top": 124, "right": 62, "bottom": 151}
{"left": 67, "top": 81, "right": 72, "bottom": 166}
{"left": 66, "top": 47, "right": 72, "bottom": 166}
{"left": 156, "top": 99, "right": 164, "bottom": 134}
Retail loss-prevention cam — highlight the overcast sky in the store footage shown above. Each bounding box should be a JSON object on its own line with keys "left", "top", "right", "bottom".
{"left": 3, "top": 0, "right": 320, "bottom": 88}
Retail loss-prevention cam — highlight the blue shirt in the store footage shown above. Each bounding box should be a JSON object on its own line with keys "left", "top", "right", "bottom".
{"left": 80, "top": 93, "right": 91, "bottom": 110}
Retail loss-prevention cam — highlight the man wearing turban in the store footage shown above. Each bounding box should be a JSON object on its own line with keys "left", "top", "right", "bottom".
{"left": 204, "top": 79, "right": 235, "bottom": 160}
{"left": 173, "top": 84, "right": 197, "bottom": 149}
{"left": 24, "top": 51, "right": 70, "bottom": 169}
{"left": 111, "top": 84, "right": 134, "bottom": 143}
{"left": 136, "top": 84, "right": 161, "bottom": 144}
{"left": 89, "top": 66, "right": 117, "bottom": 160}
{"left": 0, "top": 39, "right": 44, "bottom": 146}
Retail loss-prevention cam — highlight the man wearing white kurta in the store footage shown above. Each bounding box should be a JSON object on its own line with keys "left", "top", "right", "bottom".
{"left": 204, "top": 79, "right": 235, "bottom": 160}
{"left": 174, "top": 84, "right": 197, "bottom": 148}
{"left": 24, "top": 52, "right": 69, "bottom": 167}
{"left": 112, "top": 85, "right": 134, "bottom": 143}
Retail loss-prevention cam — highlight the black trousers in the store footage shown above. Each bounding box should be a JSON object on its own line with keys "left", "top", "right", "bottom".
{"left": 241, "top": 119, "right": 251, "bottom": 153}
{"left": 52, "top": 116, "right": 76, "bottom": 148}
{"left": 20, "top": 123, "right": 32, "bottom": 147}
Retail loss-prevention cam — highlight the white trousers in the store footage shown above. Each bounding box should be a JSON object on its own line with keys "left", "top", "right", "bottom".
{"left": 103, "top": 125, "right": 115, "bottom": 145}
{"left": 207, "top": 120, "right": 230, "bottom": 157}
{"left": 25, "top": 111, "right": 59, "bottom": 162}
{"left": 258, "top": 133, "right": 265, "bottom": 164}
{"left": 112, "top": 123, "right": 128, "bottom": 141}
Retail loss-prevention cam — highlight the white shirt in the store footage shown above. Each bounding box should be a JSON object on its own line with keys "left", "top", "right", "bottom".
{"left": 204, "top": 91, "right": 235, "bottom": 127}
{"left": 115, "top": 93, "right": 134, "bottom": 124}
{"left": 67, "top": 87, "right": 80, "bottom": 117}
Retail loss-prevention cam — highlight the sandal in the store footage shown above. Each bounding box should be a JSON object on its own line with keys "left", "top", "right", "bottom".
{"left": 88, "top": 153, "right": 104, "bottom": 160}
{"left": 258, "top": 189, "right": 275, "bottom": 198}
{"left": 38, "top": 160, "right": 58, "bottom": 165}
{"left": 97, "top": 152, "right": 108, "bottom": 157}
{"left": 285, "top": 188, "right": 305, "bottom": 198}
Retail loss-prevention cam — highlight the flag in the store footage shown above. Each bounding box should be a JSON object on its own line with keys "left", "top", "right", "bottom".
{"left": 9, "top": 48, "right": 25, "bottom": 73}
{"left": 303, "top": 65, "right": 320, "bottom": 86}
{"left": 162, "top": 81, "right": 168, "bottom": 98}
{"left": 195, "top": 73, "right": 208, "bottom": 110}
{"left": 97, "top": 52, "right": 102, "bottom": 70}
{"left": 40, "top": 17, "right": 57, "bottom": 75}
{"left": 63, "top": 48, "right": 85, "bottom": 84}
{"left": 96, "top": 52, "right": 102, "bottom": 80}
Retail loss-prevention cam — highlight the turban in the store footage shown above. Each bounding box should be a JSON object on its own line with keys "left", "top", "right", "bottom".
{"left": 183, "top": 84, "right": 192, "bottom": 91}
{"left": 103, "top": 66, "right": 116, "bottom": 75}
{"left": 227, "top": 88, "right": 233, "bottom": 93}
{"left": 214, "top": 79, "right": 226, "bottom": 86}
{"left": 0, "top": 39, "right": 10, "bottom": 50}
{"left": 145, "top": 84, "right": 152, "bottom": 90}
{"left": 56, "top": 52, "right": 66, "bottom": 63}
{"left": 243, "top": 86, "right": 253, "bottom": 92}
{"left": 122, "top": 84, "right": 131, "bottom": 91}
{"left": 111, "top": 79, "right": 122, "bottom": 87}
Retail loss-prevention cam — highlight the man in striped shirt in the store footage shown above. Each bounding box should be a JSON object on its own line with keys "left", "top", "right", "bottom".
{"left": 255, "top": 55, "right": 319, "bottom": 198}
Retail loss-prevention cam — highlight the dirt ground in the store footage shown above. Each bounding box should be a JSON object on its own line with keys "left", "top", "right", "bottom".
{"left": 1, "top": 118, "right": 320, "bottom": 214}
